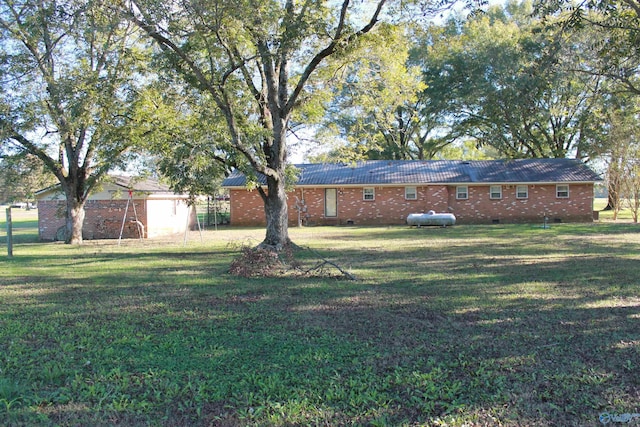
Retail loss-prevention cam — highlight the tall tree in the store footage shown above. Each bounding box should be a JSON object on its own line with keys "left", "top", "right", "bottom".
{"left": 536, "top": 0, "right": 640, "bottom": 96}
{"left": 0, "top": 0, "right": 150, "bottom": 243}
{"left": 595, "top": 95, "right": 640, "bottom": 215}
{"left": 416, "top": 1, "right": 605, "bottom": 159}
{"left": 533, "top": 0, "right": 639, "bottom": 208}
{"left": 122, "top": 0, "right": 390, "bottom": 250}
{"left": 313, "top": 24, "right": 441, "bottom": 161}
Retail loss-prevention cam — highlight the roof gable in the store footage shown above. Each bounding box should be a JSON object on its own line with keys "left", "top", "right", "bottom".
{"left": 223, "top": 159, "right": 601, "bottom": 188}
{"left": 109, "top": 176, "right": 173, "bottom": 192}
{"left": 36, "top": 175, "right": 177, "bottom": 198}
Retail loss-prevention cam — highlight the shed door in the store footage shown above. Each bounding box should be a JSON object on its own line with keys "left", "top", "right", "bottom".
{"left": 325, "top": 188, "right": 337, "bottom": 217}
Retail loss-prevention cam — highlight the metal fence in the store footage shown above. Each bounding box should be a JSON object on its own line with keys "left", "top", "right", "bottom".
{"left": 195, "top": 196, "right": 230, "bottom": 228}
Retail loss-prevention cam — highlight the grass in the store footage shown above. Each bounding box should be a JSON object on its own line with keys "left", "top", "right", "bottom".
{"left": 0, "top": 206, "right": 639, "bottom": 426}
{"left": 2, "top": 207, "right": 40, "bottom": 245}
{"left": 594, "top": 198, "right": 637, "bottom": 222}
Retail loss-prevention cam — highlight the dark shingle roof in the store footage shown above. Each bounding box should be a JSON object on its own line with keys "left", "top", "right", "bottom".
{"left": 222, "top": 159, "right": 601, "bottom": 187}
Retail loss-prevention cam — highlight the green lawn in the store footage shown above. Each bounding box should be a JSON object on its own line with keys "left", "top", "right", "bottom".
{"left": 594, "top": 198, "right": 637, "bottom": 222}
{"left": 1, "top": 209, "right": 639, "bottom": 426}
{"left": 1, "top": 207, "right": 39, "bottom": 246}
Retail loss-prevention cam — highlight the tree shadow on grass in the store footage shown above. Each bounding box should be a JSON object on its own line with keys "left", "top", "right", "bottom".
{"left": 1, "top": 231, "right": 639, "bottom": 426}
{"left": 366, "top": 222, "right": 640, "bottom": 239}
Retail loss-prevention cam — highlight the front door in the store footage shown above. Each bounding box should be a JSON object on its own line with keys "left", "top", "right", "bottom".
{"left": 325, "top": 188, "right": 337, "bottom": 217}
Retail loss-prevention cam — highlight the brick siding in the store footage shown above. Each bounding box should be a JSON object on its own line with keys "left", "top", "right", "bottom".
{"left": 38, "top": 199, "right": 148, "bottom": 241}
{"left": 229, "top": 183, "right": 595, "bottom": 226}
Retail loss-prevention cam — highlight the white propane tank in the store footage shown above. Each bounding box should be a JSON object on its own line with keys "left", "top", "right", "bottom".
{"left": 407, "top": 211, "right": 456, "bottom": 227}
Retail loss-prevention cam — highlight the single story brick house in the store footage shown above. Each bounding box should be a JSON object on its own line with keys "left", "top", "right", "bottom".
{"left": 222, "top": 159, "right": 601, "bottom": 226}
{"left": 36, "top": 176, "right": 195, "bottom": 240}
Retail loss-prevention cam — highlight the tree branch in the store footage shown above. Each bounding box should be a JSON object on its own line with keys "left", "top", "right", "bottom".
{"left": 285, "top": 0, "right": 387, "bottom": 114}
{"left": 125, "top": 2, "right": 216, "bottom": 97}
{"left": 620, "top": 0, "right": 640, "bottom": 18}
{"left": 1, "top": 121, "right": 64, "bottom": 183}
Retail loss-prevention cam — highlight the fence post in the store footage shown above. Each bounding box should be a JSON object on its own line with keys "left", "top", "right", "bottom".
{"left": 207, "top": 196, "right": 211, "bottom": 228}
{"left": 6, "top": 207, "right": 13, "bottom": 257}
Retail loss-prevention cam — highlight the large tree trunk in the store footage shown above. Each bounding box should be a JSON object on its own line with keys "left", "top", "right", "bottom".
{"left": 603, "top": 192, "right": 616, "bottom": 211}
{"left": 62, "top": 176, "right": 87, "bottom": 244}
{"left": 261, "top": 172, "right": 290, "bottom": 251}
{"left": 605, "top": 165, "right": 622, "bottom": 218}
{"left": 65, "top": 198, "right": 86, "bottom": 244}
{"left": 257, "top": 104, "right": 291, "bottom": 251}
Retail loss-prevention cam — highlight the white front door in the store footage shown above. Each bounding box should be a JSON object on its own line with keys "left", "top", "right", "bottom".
{"left": 325, "top": 188, "right": 337, "bottom": 217}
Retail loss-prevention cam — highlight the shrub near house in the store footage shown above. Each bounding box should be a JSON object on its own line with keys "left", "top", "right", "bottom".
{"left": 223, "top": 159, "right": 601, "bottom": 226}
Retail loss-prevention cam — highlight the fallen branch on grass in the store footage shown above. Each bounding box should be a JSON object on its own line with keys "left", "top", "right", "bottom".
{"left": 304, "top": 259, "right": 357, "bottom": 281}
{"left": 302, "top": 246, "right": 357, "bottom": 281}
{"left": 228, "top": 242, "right": 357, "bottom": 280}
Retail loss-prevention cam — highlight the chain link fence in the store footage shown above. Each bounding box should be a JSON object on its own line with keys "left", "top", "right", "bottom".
{"left": 195, "top": 196, "right": 230, "bottom": 229}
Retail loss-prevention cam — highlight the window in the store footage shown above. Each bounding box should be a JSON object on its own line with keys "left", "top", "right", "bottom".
{"left": 516, "top": 185, "right": 528, "bottom": 199}
{"left": 489, "top": 185, "right": 502, "bottom": 200}
{"left": 556, "top": 184, "right": 569, "bottom": 198}
{"left": 456, "top": 186, "right": 468, "bottom": 200}
{"left": 363, "top": 187, "right": 375, "bottom": 201}
{"left": 405, "top": 186, "right": 417, "bottom": 200}
{"left": 325, "top": 189, "right": 337, "bottom": 217}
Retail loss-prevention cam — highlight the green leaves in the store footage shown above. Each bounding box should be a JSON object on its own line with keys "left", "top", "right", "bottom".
{"left": 413, "top": 1, "right": 608, "bottom": 159}
{"left": 1, "top": 0, "right": 156, "bottom": 242}
{"left": 539, "top": 0, "right": 640, "bottom": 95}
{"left": 314, "top": 24, "right": 432, "bottom": 161}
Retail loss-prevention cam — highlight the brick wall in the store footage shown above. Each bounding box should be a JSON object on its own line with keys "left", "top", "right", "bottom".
{"left": 447, "top": 183, "right": 594, "bottom": 224}
{"left": 229, "top": 189, "right": 266, "bottom": 227}
{"left": 37, "top": 200, "right": 67, "bottom": 241}
{"left": 229, "top": 183, "right": 595, "bottom": 226}
{"left": 38, "top": 199, "right": 148, "bottom": 241}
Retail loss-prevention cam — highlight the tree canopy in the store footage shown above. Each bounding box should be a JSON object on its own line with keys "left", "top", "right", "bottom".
{"left": 0, "top": 153, "right": 56, "bottom": 205}
{"left": 537, "top": 0, "right": 640, "bottom": 96}
{"left": 401, "top": 1, "right": 606, "bottom": 159}
{"left": 0, "top": 0, "right": 152, "bottom": 243}
{"left": 310, "top": 1, "right": 614, "bottom": 162}
{"left": 123, "top": 0, "right": 391, "bottom": 250}
{"left": 312, "top": 24, "right": 436, "bottom": 162}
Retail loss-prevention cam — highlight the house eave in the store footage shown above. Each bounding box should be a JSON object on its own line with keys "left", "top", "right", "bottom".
{"left": 222, "top": 159, "right": 602, "bottom": 189}
{"left": 224, "top": 180, "right": 598, "bottom": 190}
